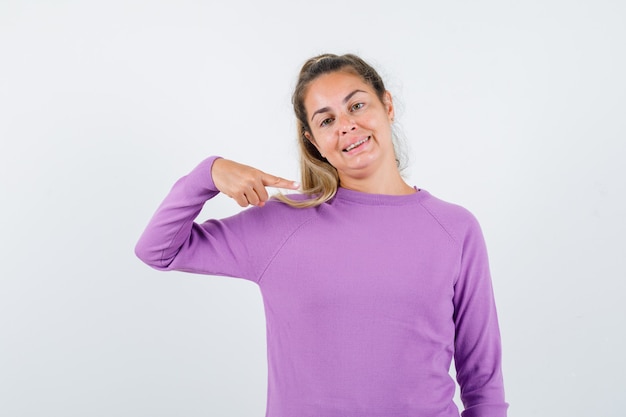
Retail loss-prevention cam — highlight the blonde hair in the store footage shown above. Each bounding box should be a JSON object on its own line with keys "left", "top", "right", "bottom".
{"left": 277, "top": 53, "right": 400, "bottom": 208}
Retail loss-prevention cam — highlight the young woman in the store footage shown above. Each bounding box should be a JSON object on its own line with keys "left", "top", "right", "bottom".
{"left": 135, "top": 53, "right": 508, "bottom": 417}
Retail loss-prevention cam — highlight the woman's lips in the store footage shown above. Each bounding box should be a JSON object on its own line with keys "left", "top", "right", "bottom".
{"left": 343, "top": 136, "right": 371, "bottom": 152}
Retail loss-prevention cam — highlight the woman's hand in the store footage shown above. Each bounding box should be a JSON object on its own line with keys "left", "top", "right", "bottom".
{"left": 211, "top": 158, "right": 300, "bottom": 207}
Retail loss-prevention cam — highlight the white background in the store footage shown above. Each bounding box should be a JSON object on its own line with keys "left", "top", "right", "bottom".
{"left": 1, "top": 1, "right": 625, "bottom": 416}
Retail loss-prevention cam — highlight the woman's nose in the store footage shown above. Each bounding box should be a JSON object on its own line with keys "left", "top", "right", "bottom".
{"left": 339, "top": 115, "right": 356, "bottom": 134}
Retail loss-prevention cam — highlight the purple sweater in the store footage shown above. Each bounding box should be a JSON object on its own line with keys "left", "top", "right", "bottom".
{"left": 135, "top": 156, "right": 508, "bottom": 417}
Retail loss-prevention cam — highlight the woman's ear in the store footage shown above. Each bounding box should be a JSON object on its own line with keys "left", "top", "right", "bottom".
{"left": 304, "top": 132, "right": 324, "bottom": 158}
{"left": 384, "top": 91, "right": 395, "bottom": 122}
{"left": 305, "top": 131, "right": 319, "bottom": 148}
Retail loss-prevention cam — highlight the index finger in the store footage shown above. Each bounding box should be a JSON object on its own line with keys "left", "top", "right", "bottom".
{"left": 262, "top": 174, "right": 300, "bottom": 190}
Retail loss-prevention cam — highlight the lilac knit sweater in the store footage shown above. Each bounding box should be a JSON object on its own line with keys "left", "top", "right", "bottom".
{"left": 135, "top": 156, "right": 508, "bottom": 417}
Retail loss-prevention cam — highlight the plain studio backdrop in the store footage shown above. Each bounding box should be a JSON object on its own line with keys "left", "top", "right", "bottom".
{"left": 1, "top": 1, "right": 624, "bottom": 416}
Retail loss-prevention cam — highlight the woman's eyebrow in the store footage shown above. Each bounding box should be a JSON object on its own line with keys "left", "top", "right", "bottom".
{"left": 343, "top": 89, "right": 366, "bottom": 104}
{"left": 310, "top": 89, "right": 367, "bottom": 122}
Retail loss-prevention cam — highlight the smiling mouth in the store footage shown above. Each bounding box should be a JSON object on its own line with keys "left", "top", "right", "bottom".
{"left": 343, "top": 136, "right": 370, "bottom": 152}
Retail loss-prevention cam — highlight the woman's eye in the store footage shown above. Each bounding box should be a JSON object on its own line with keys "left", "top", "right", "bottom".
{"left": 320, "top": 118, "right": 333, "bottom": 127}
{"left": 351, "top": 103, "right": 364, "bottom": 111}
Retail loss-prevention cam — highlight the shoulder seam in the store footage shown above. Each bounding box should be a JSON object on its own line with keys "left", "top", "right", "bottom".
{"left": 418, "top": 199, "right": 466, "bottom": 286}
{"left": 256, "top": 214, "right": 317, "bottom": 284}
{"left": 418, "top": 200, "right": 462, "bottom": 247}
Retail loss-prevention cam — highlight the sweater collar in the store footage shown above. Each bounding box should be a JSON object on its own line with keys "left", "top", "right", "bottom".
{"left": 332, "top": 186, "right": 428, "bottom": 206}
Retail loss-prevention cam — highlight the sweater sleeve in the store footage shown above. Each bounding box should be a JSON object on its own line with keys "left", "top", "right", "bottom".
{"left": 453, "top": 216, "right": 508, "bottom": 417}
{"left": 134, "top": 156, "right": 284, "bottom": 281}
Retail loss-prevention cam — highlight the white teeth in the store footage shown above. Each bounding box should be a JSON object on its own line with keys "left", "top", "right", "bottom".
{"left": 344, "top": 137, "right": 370, "bottom": 152}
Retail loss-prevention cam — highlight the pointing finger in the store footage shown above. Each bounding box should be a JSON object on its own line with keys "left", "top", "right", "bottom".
{"left": 262, "top": 174, "right": 300, "bottom": 190}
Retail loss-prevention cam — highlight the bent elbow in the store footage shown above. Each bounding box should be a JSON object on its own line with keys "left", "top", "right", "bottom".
{"left": 134, "top": 239, "right": 168, "bottom": 270}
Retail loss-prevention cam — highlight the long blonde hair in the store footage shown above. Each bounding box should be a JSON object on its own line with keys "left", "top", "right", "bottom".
{"left": 277, "top": 53, "right": 403, "bottom": 208}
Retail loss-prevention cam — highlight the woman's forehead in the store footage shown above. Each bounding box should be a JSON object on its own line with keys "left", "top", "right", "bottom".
{"left": 304, "top": 72, "right": 373, "bottom": 107}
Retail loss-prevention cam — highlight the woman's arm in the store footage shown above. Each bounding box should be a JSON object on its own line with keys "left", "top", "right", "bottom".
{"left": 453, "top": 217, "right": 508, "bottom": 417}
{"left": 134, "top": 156, "right": 298, "bottom": 276}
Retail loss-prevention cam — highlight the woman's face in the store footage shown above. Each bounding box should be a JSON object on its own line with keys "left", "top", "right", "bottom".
{"left": 304, "top": 71, "right": 395, "bottom": 183}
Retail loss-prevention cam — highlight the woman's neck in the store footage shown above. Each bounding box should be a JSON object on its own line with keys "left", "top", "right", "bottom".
{"left": 338, "top": 170, "right": 415, "bottom": 195}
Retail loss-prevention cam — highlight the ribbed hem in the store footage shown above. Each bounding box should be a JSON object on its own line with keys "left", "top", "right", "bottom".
{"left": 461, "top": 403, "right": 509, "bottom": 417}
